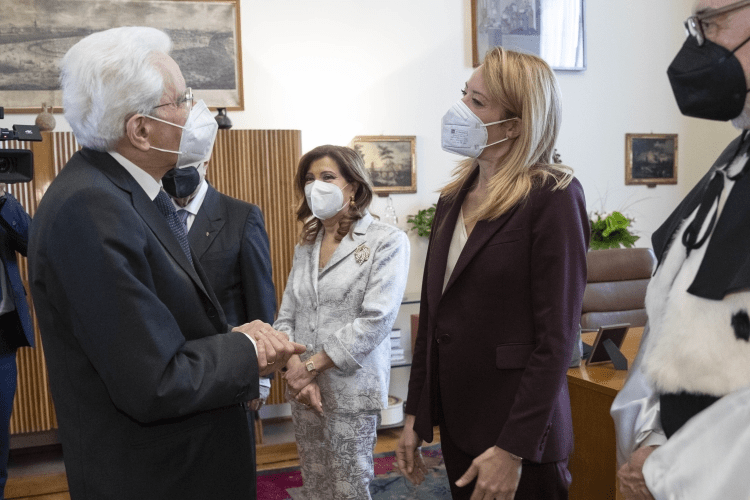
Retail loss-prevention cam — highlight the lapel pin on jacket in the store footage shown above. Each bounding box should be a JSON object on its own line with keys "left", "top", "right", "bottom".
{"left": 354, "top": 243, "right": 370, "bottom": 265}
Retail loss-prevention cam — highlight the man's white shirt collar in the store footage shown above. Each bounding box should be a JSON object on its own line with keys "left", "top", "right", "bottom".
{"left": 108, "top": 152, "right": 162, "bottom": 201}
{"left": 172, "top": 180, "right": 208, "bottom": 215}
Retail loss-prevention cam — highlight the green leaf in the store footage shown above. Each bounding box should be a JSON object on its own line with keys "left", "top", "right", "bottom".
{"left": 589, "top": 211, "right": 638, "bottom": 250}
{"left": 407, "top": 204, "right": 437, "bottom": 237}
{"left": 602, "top": 212, "right": 630, "bottom": 237}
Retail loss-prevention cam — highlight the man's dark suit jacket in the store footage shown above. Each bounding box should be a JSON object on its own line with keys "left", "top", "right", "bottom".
{"left": 405, "top": 167, "right": 588, "bottom": 465}
{"left": 28, "top": 149, "right": 260, "bottom": 500}
{"left": 188, "top": 183, "right": 276, "bottom": 328}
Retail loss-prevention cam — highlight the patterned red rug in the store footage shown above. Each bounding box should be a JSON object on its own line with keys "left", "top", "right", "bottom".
{"left": 257, "top": 443, "right": 450, "bottom": 499}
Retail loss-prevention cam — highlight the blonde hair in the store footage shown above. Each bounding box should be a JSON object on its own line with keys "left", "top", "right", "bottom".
{"left": 442, "top": 47, "right": 573, "bottom": 223}
{"left": 295, "top": 145, "right": 374, "bottom": 244}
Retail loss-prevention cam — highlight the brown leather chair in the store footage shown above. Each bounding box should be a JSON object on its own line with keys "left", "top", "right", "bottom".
{"left": 580, "top": 248, "right": 657, "bottom": 330}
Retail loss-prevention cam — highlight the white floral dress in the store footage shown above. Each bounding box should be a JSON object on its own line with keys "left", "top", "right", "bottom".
{"left": 274, "top": 212, "right": 409, "bottom": 499}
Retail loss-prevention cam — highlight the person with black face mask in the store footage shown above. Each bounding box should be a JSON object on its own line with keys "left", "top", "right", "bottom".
{"left": 164, "top": 160, "right": 276, "bottom": 498}
{"left": 612, "top": 1, "right": 750, "bottom": 499}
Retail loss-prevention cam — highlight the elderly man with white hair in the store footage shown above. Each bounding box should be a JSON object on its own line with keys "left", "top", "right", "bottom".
{"left": 612, "top": 1, "right": 750, "bottom": 499}
{"left": 27, "top": 26, "right": 304, "bottom": 500}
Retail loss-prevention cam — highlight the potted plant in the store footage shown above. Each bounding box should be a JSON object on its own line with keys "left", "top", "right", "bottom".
{"left": 406, "top": 204, "right": 437, "bottom": 237}
{"left": 589, "top": 211, "right": 639, "bottom": 250}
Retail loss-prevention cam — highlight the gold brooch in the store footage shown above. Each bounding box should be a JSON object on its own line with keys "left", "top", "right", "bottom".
{"left": 354, "top": 243, "right": 370, "bottom": 265}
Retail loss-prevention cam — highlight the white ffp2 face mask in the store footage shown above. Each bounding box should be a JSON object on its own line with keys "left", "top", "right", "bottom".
{"left": 441, "top": 100, "right": 517, "bottom": 158}
{"left": 304, "top": 180, "right": 349, "bottom": 220}
{"left": 148, "top": 99, "right": 219, "bottom": 168}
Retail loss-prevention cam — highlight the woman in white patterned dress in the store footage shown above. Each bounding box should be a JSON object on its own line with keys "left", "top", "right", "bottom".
{"left": 274, "top": 145, "right": 410, "bottom": 499}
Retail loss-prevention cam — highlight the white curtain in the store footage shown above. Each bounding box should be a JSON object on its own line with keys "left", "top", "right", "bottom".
{"left": 540, "top": 0, "right": 583, "bottom": 68}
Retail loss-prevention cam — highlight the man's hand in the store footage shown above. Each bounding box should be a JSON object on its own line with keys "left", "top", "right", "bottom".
{"left": 232, "top": 320, "right": 305, "bottom": 376}
{"left": 455, "top": 446, "right": 522, "bottom": 500}
{"left": 618, "top": 445, "right": 657, "bottom": 500}
{"left": 396, "top": 415, "right": 428, "bottom": 485}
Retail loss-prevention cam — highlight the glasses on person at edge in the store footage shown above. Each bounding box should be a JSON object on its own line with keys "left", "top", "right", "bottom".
{"left": 153, "top": 87, "right": 194, "bottom": 112}
{"left": 684, "top": 0, "right": 750, "bottom": 46}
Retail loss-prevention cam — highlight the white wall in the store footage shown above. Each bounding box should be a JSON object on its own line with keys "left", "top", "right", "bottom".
{"left": 560, "top": 0, "right": 737, "bottom": 247}
{"left": 0, "top": 0, "right": 740, "bottom": 296}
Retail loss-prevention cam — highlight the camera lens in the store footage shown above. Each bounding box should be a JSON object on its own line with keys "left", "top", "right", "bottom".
{"left": 0, "top": 157, "right": 10, "bottom": 173}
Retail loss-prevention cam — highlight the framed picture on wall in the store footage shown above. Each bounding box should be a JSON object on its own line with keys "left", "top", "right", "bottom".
{"left": 470, "top": 0, "right": 586, "bottom": 71}
{"left": 0, "top": 0, "right": 244, "bottom": 113}
{"left": 625, "top": 133, "right": 678, "bottom": 186}
{"left": 351, "top": 136, "right": 417, "bottom": 195}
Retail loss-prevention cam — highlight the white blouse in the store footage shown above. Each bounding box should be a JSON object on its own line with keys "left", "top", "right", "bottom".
{"left": 443, "top": 207, "right": 468, "bottom": 293}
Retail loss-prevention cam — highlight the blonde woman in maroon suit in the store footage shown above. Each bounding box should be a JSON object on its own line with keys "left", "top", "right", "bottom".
{"left": 397, "top": 47, "right": 589, "bottom": 499}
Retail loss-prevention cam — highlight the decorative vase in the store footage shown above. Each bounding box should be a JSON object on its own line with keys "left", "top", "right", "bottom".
{"left": 383, "top": 195, "right": 398, "bottom": 226}
{"left": 35, "top": 103, "right": 56, "bottom": 131}
{"left": 214, "top": 108, "right": 232, "bottom": 130}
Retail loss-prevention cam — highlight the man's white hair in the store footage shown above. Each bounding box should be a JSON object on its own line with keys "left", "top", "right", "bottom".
{"left": 60, "top": 27, "right": 172, "bottom": 151}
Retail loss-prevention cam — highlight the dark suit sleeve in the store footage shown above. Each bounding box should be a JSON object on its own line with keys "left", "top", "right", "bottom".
{"left": 0, "top": 193, "right": 31, "bottom": 256}
{"left": 403, "top": 246, "right": 432, "bottom": 419}
{"left": 240, "top": 205, "right": 276, "bottom": 324}
{"left": 495, "top": 179, "right": 589, "bottom": 460}
{"left": 404, "top": 198, "right": 445, "bottom": 420}
{"left": 39, "top": 189, "right": 259, "bottom": 423}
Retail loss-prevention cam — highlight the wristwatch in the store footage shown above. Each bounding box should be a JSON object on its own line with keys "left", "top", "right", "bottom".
{"left": 305, "top": 360, "right": 318, "bottom": 375}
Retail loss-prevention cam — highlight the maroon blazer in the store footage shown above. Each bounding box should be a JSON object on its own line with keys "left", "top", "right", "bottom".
{"left": 405, "top": 167, "right": 588, "bottom": 463}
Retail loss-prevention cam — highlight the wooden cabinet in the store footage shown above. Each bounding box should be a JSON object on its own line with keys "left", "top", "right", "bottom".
{"left": 566, "top": 328, "right": 643, "bottom": 500}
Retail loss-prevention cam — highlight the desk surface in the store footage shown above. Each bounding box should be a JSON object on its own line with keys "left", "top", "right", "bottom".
{"left": 567, "top": 327, "right": 644, "bottom": 397}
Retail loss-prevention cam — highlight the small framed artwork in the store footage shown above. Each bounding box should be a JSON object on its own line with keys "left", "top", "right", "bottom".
{"left": 470, "top": 0, "right": 586, "bottom": 71}
{"left": 625, "top": 133, "right": 678, "bottom": 186}
{"left": 351, "top": 136, "right": 417, "bottom": 195}
{"left": 586, "top": 323, "right": 630, "bottom": 367}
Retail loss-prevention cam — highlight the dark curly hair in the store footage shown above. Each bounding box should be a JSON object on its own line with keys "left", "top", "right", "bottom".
{"left": 295, "top": 145, "right": 374, "bottom": 244}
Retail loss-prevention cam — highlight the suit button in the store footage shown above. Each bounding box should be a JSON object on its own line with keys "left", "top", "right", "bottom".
{"left": 207, "top": 307, "right": 216, "bottom": 318}
{"left": 437, "top": 334, "right": 451, "bottom": 344}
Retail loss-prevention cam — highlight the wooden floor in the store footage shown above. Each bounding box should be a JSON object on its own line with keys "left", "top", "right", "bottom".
{"left": 5, "top": 418, "right": 438, "bottom": 499}
{"left": 5, "top": 444, "right": 68, "bottom": 500}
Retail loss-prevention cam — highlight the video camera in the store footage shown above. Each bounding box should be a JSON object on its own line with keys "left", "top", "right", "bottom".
{"left": 0, "top": 106, "right": 39, "bottom": 183}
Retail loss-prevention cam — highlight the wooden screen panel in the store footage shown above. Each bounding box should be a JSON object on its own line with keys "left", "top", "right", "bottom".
{"left": 1, "top": 129, "right": 299, "bottom": 435}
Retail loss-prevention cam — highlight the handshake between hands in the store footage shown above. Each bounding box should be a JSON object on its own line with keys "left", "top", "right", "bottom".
{"left": 232, "top": 320, "right": 306, "bottom": 377}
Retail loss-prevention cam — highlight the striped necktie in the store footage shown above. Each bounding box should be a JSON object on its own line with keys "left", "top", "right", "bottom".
{"left": 177, "top": 209, "right": 190, "bottom": 234}
{"left": 153, "top": 190, "right": 193, "bottom": 266}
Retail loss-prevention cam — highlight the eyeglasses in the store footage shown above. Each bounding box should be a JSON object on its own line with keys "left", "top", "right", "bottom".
{"left": 152, "top": 87, "right": 193, "bottom": 112}
{"left": 685, "top": 0, "right": 750, "bottom": 46}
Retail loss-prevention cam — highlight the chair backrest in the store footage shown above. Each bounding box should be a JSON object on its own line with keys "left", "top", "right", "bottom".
{"left": 580, "top": 247, "right": 657, "bottom": 330}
